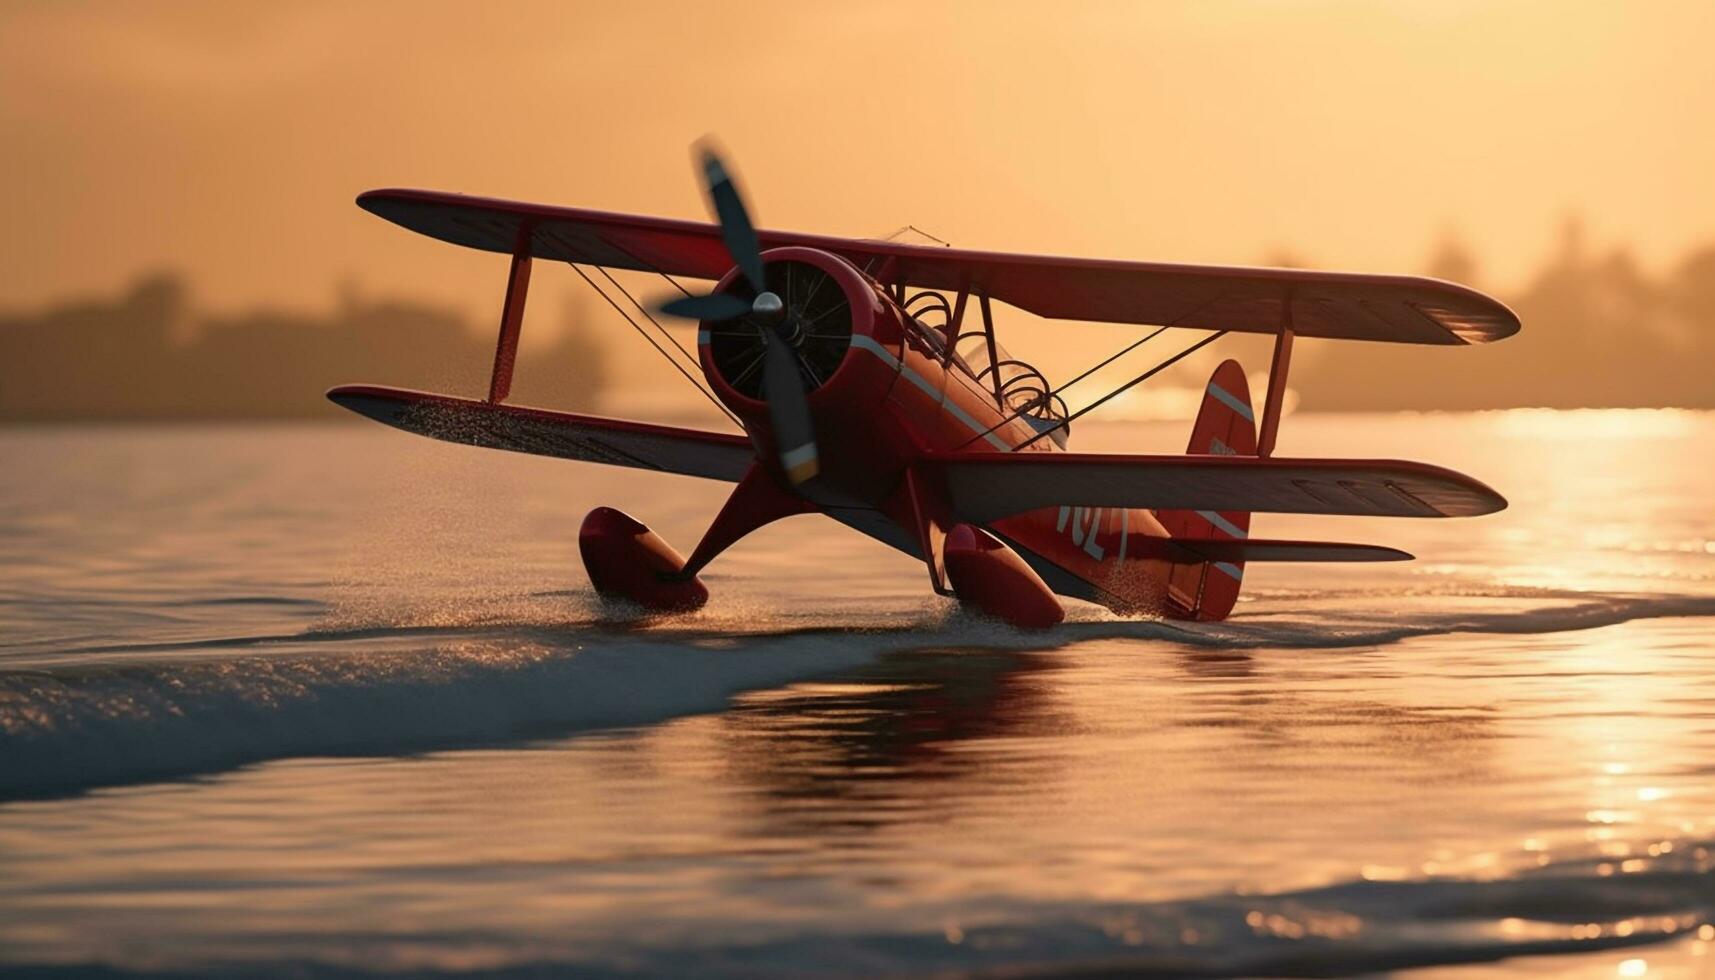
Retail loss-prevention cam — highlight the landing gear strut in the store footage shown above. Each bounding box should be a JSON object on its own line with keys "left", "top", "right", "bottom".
{"left": 579, "top": 463, "right": 815, "bottom": 612}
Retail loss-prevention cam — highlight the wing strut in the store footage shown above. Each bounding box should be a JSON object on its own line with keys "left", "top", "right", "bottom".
{"left": 1257, "top": 300, "right": 1294, "bottom": 457}
{"left": 488, "top": 232, "right": 534, "bottom": 404}
{"left": 979, "top": 293, "right": 1003, "bottom": 402}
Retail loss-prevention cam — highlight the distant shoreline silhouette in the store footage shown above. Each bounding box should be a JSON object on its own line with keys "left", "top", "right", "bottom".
{"left": 4, "top": 223, "right": 1712, "bottom": 420}
{"left": 0, "top": 274, "right": 607, "bottom": 421}
{"left": 1295, "top": 221, "right": 1715, "bottom": 411}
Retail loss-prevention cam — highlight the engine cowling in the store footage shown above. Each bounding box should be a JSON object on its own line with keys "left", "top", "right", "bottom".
{"left": 696, "top": 246, "right": 912, "bottom": 502}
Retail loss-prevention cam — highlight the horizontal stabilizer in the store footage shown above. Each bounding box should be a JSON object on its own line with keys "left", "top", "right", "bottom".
{"left": 927, "top": 451, "right": 1506, "bottom": 522}
{"left": 358, "top": 189, "right": 1518, "bottom": 345}
{"left": 1167, "top": 537, "right": 1412, "bottom": 564}
{"left": 327, "top": 385, "right": 752, "bottom": 482}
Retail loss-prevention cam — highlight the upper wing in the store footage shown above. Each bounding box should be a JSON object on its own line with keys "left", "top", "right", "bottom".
{"left": 926, "top": 452, "right": 1506, "bottom": 523}
{"left": 358, "top": 189, "right": 1519, "bottom": 345}
{"left": 328, "top": 384, "right": 753, "bottom": 481}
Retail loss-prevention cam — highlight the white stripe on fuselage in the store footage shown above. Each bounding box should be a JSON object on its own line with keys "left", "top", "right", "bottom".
{"left": 696, "top": 331, "right": 1017, "bottom": 451}
{"left": 849, "top": 335, "right": 1015, "bottom": 451}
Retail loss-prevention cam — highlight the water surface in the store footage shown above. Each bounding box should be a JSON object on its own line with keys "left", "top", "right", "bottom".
{"left": 2, "top": 411, "right": 1713, "bottom": 977}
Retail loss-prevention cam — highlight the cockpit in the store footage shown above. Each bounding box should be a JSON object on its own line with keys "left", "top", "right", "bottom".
{"left": 901, "top": 289, "right": 1070, "bottom": 448}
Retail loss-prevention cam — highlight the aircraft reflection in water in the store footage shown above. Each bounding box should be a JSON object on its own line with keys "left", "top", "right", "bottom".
{"left": 716, "top": 650, "right": 1067, "bottom": 828}
{"left": 705, "top": 642, "right": 1500, "bottom": 850}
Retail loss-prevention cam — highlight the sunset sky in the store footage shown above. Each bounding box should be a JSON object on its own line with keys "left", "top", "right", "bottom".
{"left": 3, "top": 1, "right": 1712, "bottom": 401}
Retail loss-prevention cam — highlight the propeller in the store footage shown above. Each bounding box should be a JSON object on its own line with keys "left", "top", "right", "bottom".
{"left": 659, "top": 292, "right": 751, "bottom": 321}
{"left": 659, "top": 146, "right": 819, "bottom": 485}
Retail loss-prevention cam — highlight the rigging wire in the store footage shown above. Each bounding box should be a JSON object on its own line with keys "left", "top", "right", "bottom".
{"left": 658, "top": 271, "right": 695, "bottom": 299}
{"left": 593, "top": 265, "right": 704, "bottom": 374}
{"left": 877, "top": 224, "right": 952, "bottom": 246}
{"left": 1014, "top": 331, "right": 1229, "bottom": 450}
{"left": 566, "top": 262, "right": 742, "bottom": 428}
{"left": 954, "top": 323, "right": 1172, "bottom": 450}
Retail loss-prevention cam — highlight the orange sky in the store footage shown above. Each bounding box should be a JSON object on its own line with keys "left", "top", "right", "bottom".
{"left": 2, "top": 1, "right": 1712, "bottom": 404}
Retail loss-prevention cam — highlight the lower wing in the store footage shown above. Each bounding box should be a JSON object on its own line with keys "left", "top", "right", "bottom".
{"left": 927, "top": 451, "right": 1505, "bottom": 523}
{"left": 327, "top": 385, "right": 753, "bottom": 482}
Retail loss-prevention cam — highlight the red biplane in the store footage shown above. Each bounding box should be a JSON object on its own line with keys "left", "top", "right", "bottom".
{"left": 330, "top": 148, "right": 1517, "bottom": 628}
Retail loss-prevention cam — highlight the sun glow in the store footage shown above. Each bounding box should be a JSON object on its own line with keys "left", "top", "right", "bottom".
{"left": 1484, "top": 408, "right": 1700, "bottom": 441}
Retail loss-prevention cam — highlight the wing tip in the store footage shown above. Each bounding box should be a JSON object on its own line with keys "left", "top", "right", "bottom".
{"left": 355, "top": 188, "right": 408, "bottom": 213}
{"left": 1412, "top": 275, "right": 1523, "bottom": 345}
{"left": 1477, "top": 489, "right": 1510, "bottom": 516}
{"left": 1394, "top": 459, "right": 1510, "bottom": 517}
{"left": 1442, "top": 469, "right": 1509, "bottom": 517}
{"left": 325, "top": 383, "right": 409, "bottom": 426}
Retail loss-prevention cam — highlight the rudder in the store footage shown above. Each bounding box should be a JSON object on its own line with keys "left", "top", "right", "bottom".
{"left": 1157, "top": 359, "right": 1255, "bottom": 620}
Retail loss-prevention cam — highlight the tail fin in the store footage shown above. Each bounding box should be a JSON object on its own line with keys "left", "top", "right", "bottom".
{"left": 1158, "top": 359, "right": 1256, "bottom": 620}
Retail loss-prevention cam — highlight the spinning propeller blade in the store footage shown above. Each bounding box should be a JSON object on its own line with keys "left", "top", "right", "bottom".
{"left": 762, "top": 332, "right": 819, "bottom": 484}
{"left": 654, "top": 143, "right": 821, "bottom": 486}
{"left": 659, "top": 293, "right": 751, "bottom": 321}
{"left": 698, "top": 146, "right": 768, "bottom": 295}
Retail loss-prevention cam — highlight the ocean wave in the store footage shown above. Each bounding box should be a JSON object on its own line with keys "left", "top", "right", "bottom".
{"left": 4, "top": 842, "right": 1710, "bottom": 978}
{"left": 1064, "top": 590, "right": 1715, "bottom": 651}
{"left": 4, "top": 591, "right": 1712, "bottom": 801}
{"left": 0, "top": 626, "right": 900, "bottom": 801}
{"left": 550, "top": 852, "right": 1715, "bottom": 979}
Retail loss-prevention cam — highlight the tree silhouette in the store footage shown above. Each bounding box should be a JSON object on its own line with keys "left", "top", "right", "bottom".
{"left": 0, "top": 273, "right": 609, "bottom": 420}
